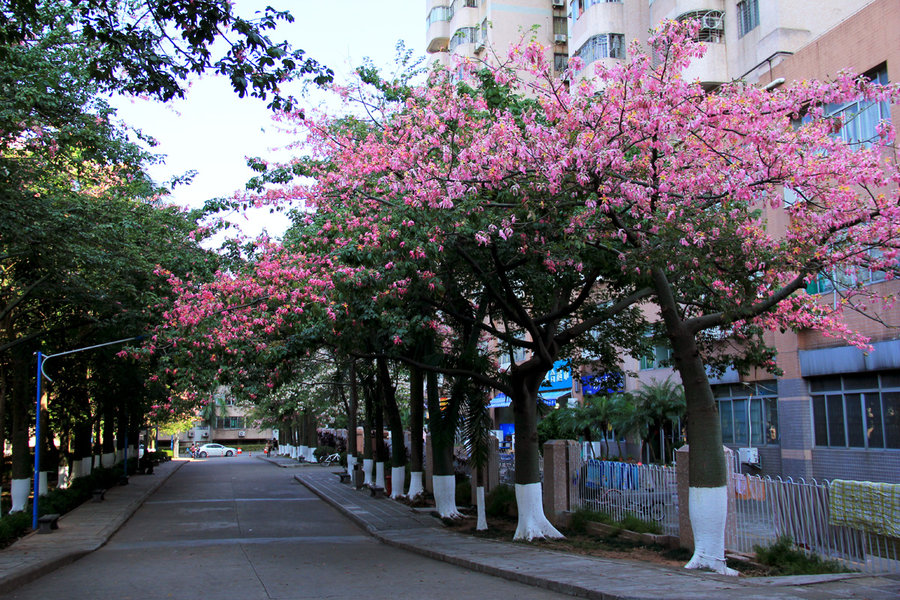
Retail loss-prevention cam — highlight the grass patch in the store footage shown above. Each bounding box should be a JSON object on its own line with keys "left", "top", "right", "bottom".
{"left": 568, "top": 507, "right": 662, "bottom": 535}
{"left": 754, "top": 536, "right": 852, "bottom": 576}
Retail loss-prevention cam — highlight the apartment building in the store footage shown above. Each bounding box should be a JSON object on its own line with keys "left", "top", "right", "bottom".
{"left": 426, "top": 0, "right": 900, "bottom": 483}
{"left": 426, "top": 0, "right": 569, "bottom": 72}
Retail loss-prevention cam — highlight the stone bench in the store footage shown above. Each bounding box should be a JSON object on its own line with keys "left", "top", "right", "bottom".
{"left": 369, "top": 486, "right": 385, "bottom": 498}
{"left": 92, "top": 488, "right": 106, "bottom": 502}
{"left": 37, "top": 513, "right": 60, "bottom": 534}
{"left": 333, "top": 471, "right": 351, "bottom": 483}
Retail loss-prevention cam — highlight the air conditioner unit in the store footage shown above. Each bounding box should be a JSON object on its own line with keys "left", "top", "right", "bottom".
{"left": 202, "top": 432, "right": 208, "bottom": 438}
{"left": 187, "top": 431, "right": 194, "bottom": 438}
{"left": 738, "top": 447, "right": 759, "bottom": 465}
{"left": 554, "top": 34, "right": 567, "bottom": 44}
{"left": 552, "top": 0, "right": 565, "bottom": 7}
{"left": 238, "top": 431, "right": 246, "bottom": 437}
{"left": 475, "top": 41, "right": 485, "bottom": 52}
{"left": 702, "top": 15, "right": 723, "bottom": 29}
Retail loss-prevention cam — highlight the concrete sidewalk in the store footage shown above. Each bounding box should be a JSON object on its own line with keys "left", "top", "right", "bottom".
{"left": 293, "top": 466, "right": 900, "bottom": 600}
{"left": 0, "top": 459, "right": 186, "bottom": 593}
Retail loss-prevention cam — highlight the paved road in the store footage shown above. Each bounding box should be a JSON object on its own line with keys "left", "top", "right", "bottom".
{"left": 0, "top": 456, "right": 571, "bottom": 600}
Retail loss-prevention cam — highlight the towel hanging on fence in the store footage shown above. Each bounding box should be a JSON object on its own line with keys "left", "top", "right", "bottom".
{"left": 828, "top": 479, "right": 900, "bottom": 537}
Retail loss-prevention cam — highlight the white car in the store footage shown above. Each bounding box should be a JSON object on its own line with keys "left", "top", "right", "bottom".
{"left": 197, "top": 443, "right": 237, "bottom": 458}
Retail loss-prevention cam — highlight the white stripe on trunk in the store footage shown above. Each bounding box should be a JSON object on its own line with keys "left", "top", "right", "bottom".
{"left": 513, "top": 483, "right": 563, "bottom": 541}
{"left": 346, "top": 455, "right": 357, "bottom": 479}
{"left": 390, "top": 466, "right": 406, "bottom": 498}
{"left": 11, "top": 479, "right": 29, "bottom": 512}
{"left": 407, "top": 471, "right": 424, "bottom": 499}
{"left": 433, "top": 475, "right": 462, "bottom": 518}
{"left": 101, "top": 452, "right": 116, "bottom": 468}
{"left": 375, "top": 462, "right": 386, "bottom": 489}
{"left": 362, "top": 459, "right": 374, "bottom": 486}
{"left": 38, "top": 471, "right": 49, "bottom": 496}
{"left": 306, "top": 447, "right": 317, "bottom": 462}
{"left": 476, "top": 486, "right": 488, "bottom": 531}
{"left": 685, "top": 486, "right": 738, "bottom": 576}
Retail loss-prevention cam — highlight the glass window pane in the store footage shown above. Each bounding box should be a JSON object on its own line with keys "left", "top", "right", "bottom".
{"left": 813, "top": 395, "right": 828, "bottom": 446}
{"left": 719, "top": 400, "right": 733, "bottom": 444}
{"left": 883, "top": 391, "right": 900, "bottom": 449}
{"left": 881, "top": 373, "right": 900, "bottom": 389}
{"left": 827, "top": 394, "right": 846, "bottom": 447}
{"left": 750, "top": 398, "right": 764, "bottom": 445}
{"left": 810, "top": 376, "right": 842, "bottom": 393}
{"left": 757, "top": 380, "right": 778, "bottom": 396}
{"left": 733, "top": 399, "right": 748, "bottom": 445}
{"left": 865, "top": 393, "right": 884, "bottom": 448}
{"left": 844, "top": 374, "right": 878, "bottom": 391}
{"left": 765, "top": 397, "right": 779, "bottom": 443}
{"left": 845, "top": 393, "right": 864, "bottom": 447}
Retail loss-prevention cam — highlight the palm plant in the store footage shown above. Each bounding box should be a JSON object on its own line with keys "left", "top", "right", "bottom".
{"left": 631, "top": 378, "right": 686, "bottom": 464}
{"left": 199, "top": 391, "right": 228, "bottom": 443}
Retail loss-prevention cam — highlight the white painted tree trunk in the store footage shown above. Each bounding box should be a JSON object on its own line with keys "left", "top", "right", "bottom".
{"left": 476, "top": 486, "right": 488, "bottom": 531}
{"left": 407, "top": 471, "right": 424, "bottom": 499}
{"left": 71, "top": 460, "right": 84, "bottom": 480}
{"left": 305, "top": 447, "right": 317, "bottom": 462}
{"left": 375, "top": 462, "right": 385, "bottom": 489}
{"left": 433, "top": 475, "right": 462, "bottom": 518}
{"left": 299, "top": 445, "right": 308, "bottom": 461}
{"left": 93, "top": 455, "right": 101, "bottom": 468}
{"left": 101, "top": 452, "right": 115, "bottom": 468}
{"left": 362, "top": 458, "right": 374, "bottom": 486}
{"left": 513, "top": 483, "right": 563, "bottom": 541}
{"left": 10, "top": 479, "right": 29, "bottom": 513}
{"left": 685, "top": 486, "right": 738, "bottom": 575}
{"left": 58, "top": 465, "right": 69, "bottom": 489}
{"left": 346, "top": 455, "right": 357, "bottom": 477}
{"left": 390, "top": 466, "right": 405, "bottom": 499}
{"left": 82, "top": 456, "right": 92, "bottom": 475}
{"left": 38, "top": 471, "right": 49, "bottom": 496}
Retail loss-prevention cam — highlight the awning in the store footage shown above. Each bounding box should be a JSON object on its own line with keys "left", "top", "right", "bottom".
{"left": 539, "top": 389, "right": 571, "bottom": 408}
{"left": 488, "top": 390, "right": 571, "bottom": 408}
{"left": 488, "top": 393, "right": 510, "bottom": 408}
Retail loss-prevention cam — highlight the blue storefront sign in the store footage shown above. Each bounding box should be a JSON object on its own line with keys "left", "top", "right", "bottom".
{"left": 581, "top": 371, "right": 625, "bottom": 396}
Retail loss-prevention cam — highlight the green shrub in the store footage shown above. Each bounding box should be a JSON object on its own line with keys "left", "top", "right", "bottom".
{"left": 314, "top": 446, "right": 336, "bottom": 461}
{"left": 0, "top": 511, "right": 30, "bottom": 549}
{"left": 619, "top": 513, "right": 662, "bottom": 535}
{"left": 754, "top": 536, "right": 850, "bottom": 575}
{"left": 455, "top": 479, "right": 472, "bottom": 507}
{"left": 485, "top": 484, "right": 517, "bottom": 517}
{"left": 568, "top": 508, "right": 614, "bottom": 533}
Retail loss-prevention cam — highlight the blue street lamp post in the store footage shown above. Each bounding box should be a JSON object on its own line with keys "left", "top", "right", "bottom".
{"left": 33, "top": 336, "right": 142, "bottom": 530}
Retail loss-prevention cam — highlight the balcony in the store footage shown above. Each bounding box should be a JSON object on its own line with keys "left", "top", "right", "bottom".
{"left": 427, "top": 4, "right": 452, "bottom": 54}
{"left": 682, "top": 37, "right": 727, "bottom": 86}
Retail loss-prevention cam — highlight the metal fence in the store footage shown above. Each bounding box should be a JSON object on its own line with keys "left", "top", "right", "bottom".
{"left": 730, "top": 474, "right": 900, "bottom": 574}
{"left": 571, "top": 459, "right": 679, "bottom": 537}
{"left": 566, "top": 457, "right": 899, "bottom": 574}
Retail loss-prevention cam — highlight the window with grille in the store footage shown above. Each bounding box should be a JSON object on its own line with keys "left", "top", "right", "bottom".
{"left": 737, "top": 0, "right": 759, "bottom": 37}
{"left": 574, "top": 33, "right": 624, "bottom": 69}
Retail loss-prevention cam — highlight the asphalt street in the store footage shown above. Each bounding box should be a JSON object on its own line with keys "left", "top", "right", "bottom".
{"left": 0, "top": 455, "right": 572, "bottom": 600}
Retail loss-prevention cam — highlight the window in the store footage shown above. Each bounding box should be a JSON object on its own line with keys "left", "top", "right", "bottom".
{"left": 574, "top": 33, "right": 624, "bottom": 69}
{"left": 427, "top": 5, "right": 452, "bottom": 28}
{"left": 640, "top": 342, "right": 672, "bottom": 370}
{"left": 737, "top": 0, "right": 759, "bottom": 37}
{"left": 449, "top": 27, "right": 478, "bottom": 52}
{"left": 215, "top": 416, "right": 245, "bottom": 429}
{"left": 714, "top": 381, "right": 779, "bottom": 445}
{"left": 553, "top": 16, "right": 567, "bottom": 35}
{"left": 806, "top": 247, "right": 890, "bottom": 295}
{"left": 554, "top": 53, "right": 568, "bottom": 73}
{"left": 825, "top": 65, "right": 890, "bottom": 147}
{"left": 811, "top": 371, "right": 900, "bottom": 449}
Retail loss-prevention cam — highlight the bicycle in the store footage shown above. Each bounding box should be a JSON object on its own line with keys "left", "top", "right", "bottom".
{"left": 322, "top": 452, "right": 342, "bottom": 466}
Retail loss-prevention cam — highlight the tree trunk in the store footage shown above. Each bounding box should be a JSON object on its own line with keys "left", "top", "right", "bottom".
{"left": 651, "top": 267, "right": 735, "bottom": 575}
{"left": 346, "top": 359, "right": 358, "bottom": 477}
{"left": 362, "top": 378, "right": 374, "bottom": 486}
{"left": 377, "top": 357, "right": 406, "bottom": 498}
{"left": 304, "top": 409, "right": 317, "bottom": 462}
{"left": 10, "top": 366, "right": 31, "bottom": 512}
{"left": 427, "top": 370, "right": 460, "bottom": 518}
{"left": 406, "top": 365, "right": 425, "bottom": 499}
{"left": 510, "top": 368, "right": 563, "bottom": 540}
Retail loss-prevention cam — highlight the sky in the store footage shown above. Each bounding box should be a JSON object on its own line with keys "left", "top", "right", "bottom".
{"left": 111, "top": 0, "right": 426, "bottom": 239}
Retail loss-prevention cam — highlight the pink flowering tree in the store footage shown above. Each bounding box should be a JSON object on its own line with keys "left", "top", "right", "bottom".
{"left": 152, "top": 21, "right": 899, "bottom": 567}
